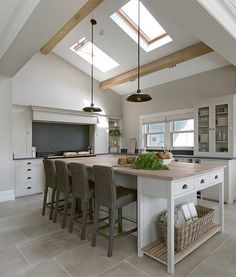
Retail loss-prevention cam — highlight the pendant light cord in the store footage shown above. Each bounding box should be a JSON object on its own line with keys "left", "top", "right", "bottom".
{"left": 137, "top": 0, "right": 141, "bottom": 93}
{"left": 91, "top": 20, "right": 94, "bottom": 106}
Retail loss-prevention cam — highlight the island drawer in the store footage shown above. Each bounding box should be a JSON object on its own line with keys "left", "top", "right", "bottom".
{"left": 15, "top": 159, "right": 43, "bottom": 167}
{"left": 174, "top": 179, "right": 194, "bottom": 196}
{"left": 15, "top": 173, "right": 44, "bottom": 184}
{"left": 15, "top": 165, "right": 43, "bottom": 175}
{"left": 15, "top": 182, "right": 42, "bottom": 197}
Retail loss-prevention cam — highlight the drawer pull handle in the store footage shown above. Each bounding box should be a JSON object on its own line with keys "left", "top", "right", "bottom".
{"left": 200, "top": 179, "right": 205, "bottom": 184}
{"left": 27, "top": 169, "right": 31, "bottom": 171}
{"left": 27, "top": 186, "right": 32, "bottom": 190}
{"left": 215, "top": 175, "right": 218, "bottom": 179}
{"left": 27, "top": 162, "right": 32, "bottom": 165}
{"left": 27, "top": 177, "right": 31, "bottom": 180}
{"left": 182, "top": 184, "right": 188, "bottom": 190}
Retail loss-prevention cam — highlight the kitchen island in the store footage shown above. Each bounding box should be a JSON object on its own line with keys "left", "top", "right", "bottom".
{"left": 55, "top": 155, "right": 224, "bottom": 274}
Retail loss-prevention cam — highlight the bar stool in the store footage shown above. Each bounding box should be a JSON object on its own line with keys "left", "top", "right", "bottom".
{"left": 42, "top": 159, "right": 56, "bottom": 220}
{"left": 92, "top": 165, "right": 137, "bottom": 257}
{"left": 69, "top": 163, "right": 95, "bottom": 240}
{"left": 53, "top": 160, "right": 71, "bottom": 228}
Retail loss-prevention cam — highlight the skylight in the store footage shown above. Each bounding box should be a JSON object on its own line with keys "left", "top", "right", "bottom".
{"left": 70, "top": 38, "right": 119, "bottom": 73}
{"left": 111, "top": 0, "right": 172, "bottom": 52}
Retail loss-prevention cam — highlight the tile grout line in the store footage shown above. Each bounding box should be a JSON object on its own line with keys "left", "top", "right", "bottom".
{"left": 97, "top": 251, "right": 139, "bottom": 276}
{"left": 125, "top": 259, "right": 152, "bottom": 276}
{"left": 16, "top": 244, "right": 32, "bottom": 266}
{"left": 53, "top": 257, "right": 73, "bottom": 277}
{"left": 186, "top": 234, "right": 232, "bottom": 276}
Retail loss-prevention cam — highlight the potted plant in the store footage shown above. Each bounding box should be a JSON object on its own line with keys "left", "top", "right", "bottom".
{"left": 109, "top": 129, "right": 122, "bottom": 137}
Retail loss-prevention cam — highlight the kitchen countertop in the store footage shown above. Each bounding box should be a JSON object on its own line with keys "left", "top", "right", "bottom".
{"left": 53, "top": 155, "right": 225, "bottom": 181}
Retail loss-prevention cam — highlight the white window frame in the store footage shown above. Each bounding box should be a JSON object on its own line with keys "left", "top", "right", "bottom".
{"left": 170, "top": 119, "right": 194, "bottom": 150}
{"left": 144, "top": 122, "right": 166, "bottom": 149}
{"left": 139, "top": 108, "right": 194, "bottom": 151}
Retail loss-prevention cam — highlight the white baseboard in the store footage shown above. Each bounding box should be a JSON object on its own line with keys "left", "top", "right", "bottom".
{"left": 0, "top": 190, "right": 15, "bottom": 202}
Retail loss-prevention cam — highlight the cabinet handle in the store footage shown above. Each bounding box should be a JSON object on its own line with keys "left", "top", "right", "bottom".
{"left": 215, "top": 175, "right": 218, "bottom": 179}
{"left": 27, "top": 186, "right": 32, "bottom": 190}
{"left": 27, "top": 162, "right": 31, "bottom": 165}
{"left": 200, "top": 179, "right": 205, "bottom": 184}
{"left": 27, "top": 168, "right": 31, "bottom": 171}
{"left": 212, "top": 128, "right": 215, "bottom": 131}
{"left": 27, "top": 177, "right": 31, "bottom": 180}
{"left": 182, "top": 184, "right": 188, "bottom": 189}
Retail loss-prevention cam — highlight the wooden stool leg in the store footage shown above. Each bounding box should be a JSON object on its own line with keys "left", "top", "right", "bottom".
{"left": 69, "top": 195, "right": 76, "bottom": 233}
{"left": 42, "top": 187, "right": 48, "bottom": 216}
{"left": 92, "top": 203, "right": 99, "bottom": 247}
{"left": 108, "top": 208, "right": 116, "bottom": 257}
{"left": 89, "top": 198, "right": 93, "bottom": 220}
{"left": 81, "top": 200, "right": 88, "bottom": 240}
{"left": 53, "top": 190, "right": 60, "bottom": 223}
{"left": 62, "top": 192, "right": 69, "bottom": 229}
{"left": 118, "top": 208, "right": 122, "bottom": 233}
{"left": 49, "top": 187, "right": 56, "bottom": 220}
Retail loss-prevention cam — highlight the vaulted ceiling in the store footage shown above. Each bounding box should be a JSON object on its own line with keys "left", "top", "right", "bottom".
{"left": 0, "top": 0, "right": 235, "bottom": 95}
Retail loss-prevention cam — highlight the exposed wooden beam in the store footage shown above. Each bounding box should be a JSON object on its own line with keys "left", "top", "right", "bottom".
{"left": 40, "top": 0, "right": 104, "bottom": 55}
{"left": 100, "top": 42, "right": 213, "bottom": 90}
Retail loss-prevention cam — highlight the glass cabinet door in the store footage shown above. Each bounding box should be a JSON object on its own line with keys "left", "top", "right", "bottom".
{"left": 198, "top": 107, "right": 210, "bottom": 152}
{"left": 215, "top": 104, "right": 229, "bottom": 153}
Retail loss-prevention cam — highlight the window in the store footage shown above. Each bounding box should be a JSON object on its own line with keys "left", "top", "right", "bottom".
{"left": 70, "top": 38, "right": 119, "bottom": 72}
{"left": 111, "top": 0, "right": 172, "bottom": 52}
{"left": 144, "top": 123, "right": 166, "bottom": 148}
{"left": 171, "top": 119, "right": 194, "bottom": 148}
{"left": 142, "top": 115, "right": 194, "bottom": 150}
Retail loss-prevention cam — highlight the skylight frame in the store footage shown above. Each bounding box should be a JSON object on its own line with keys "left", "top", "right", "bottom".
{"left": 110, "top": 0, "right": 172, "bottom": 52}
{"left": 70, "top": 38, "right": 119, "bottom": 73}
{"left": 117, "top": 9, "right": 168, "bottom": 45}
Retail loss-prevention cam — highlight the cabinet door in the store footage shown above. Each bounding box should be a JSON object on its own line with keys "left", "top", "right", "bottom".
{"left": 213, "top": 103, "right": 230, "bottom": 156}
{"left": 13, "top": 107, "right": 32, "bottom": 158}
{"left": 94, "top": 116, "right": 109, "bottom": 154}
{"left": 196, "top": 106, "right": 211, "bottom": 154}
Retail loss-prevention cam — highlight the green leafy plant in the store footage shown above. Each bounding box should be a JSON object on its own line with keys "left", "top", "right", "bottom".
{"left": 133, "top": 152, "right": 169, "bottom": 170}
{"left": 109, "top": 129, "right": 122, "bottom": 137}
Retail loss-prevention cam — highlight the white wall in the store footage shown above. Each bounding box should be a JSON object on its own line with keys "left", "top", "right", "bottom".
{"left": 0, "top": 76, "right": 14, "bottom": 192}
{"left": 122, "top": 65, "right": 236, "bottom": 148}
{"left": 13, "top": 52, "right": 122, "bottom": 117}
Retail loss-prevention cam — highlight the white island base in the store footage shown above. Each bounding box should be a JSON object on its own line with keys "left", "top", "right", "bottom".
{"left": 137, "top": 170, "right": 224, "bottom": 274}
{"left": 55, "top": 156, "right": 224, "bottom": 274}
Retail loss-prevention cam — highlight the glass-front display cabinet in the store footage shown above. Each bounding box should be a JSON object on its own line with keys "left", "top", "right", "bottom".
{"left": 195, "top": 95, "right": 235, "bottom": 157}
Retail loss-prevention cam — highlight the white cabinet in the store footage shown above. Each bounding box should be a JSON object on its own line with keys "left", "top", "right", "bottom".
{"left": 13, "top": 106, "right": 32, "bottom": 158}
{"left": 200, "top": 158, "right": 236, "bottom": 204}
{"left": 194, "top": 94, "right": 236, "bottom": 158}
{"left": 90, "top": 116, "right": 109, "bottom": 154}
{"left": 15, "top": 159, "right": 44, "bottom": 197}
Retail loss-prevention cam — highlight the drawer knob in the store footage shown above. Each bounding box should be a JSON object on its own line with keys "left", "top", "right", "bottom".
{"left": 27, "top": 177, "right": 32, "bottom": 180}
{"left": 27, "top": 186, "right": 32, "bottom": 190}
{"left": 27, "top": 168, "right": 31, "bottom": 171}
{"left": 215, "top": 175, "right": 218, "bottom": 179}
{"left": 27, "top": 162, "right": 32, "bottom": 165}
{"left": 182, "top": 184, "right": 188, "bottom": 189}
{"left": 200, "top": 179, "right": 205, "bottom": 184}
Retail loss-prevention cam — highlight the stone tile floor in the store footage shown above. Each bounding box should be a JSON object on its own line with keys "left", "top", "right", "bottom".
{"left": 0, "top": 194, "right": 235, "bottom": 276}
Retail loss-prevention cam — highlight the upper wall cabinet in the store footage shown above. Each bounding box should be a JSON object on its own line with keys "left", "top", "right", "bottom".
{"left": 194, "top": 94, "right": 236, "bottom": 157}
{"left": 13, "top": 106, "right": 32, "bottom": 159}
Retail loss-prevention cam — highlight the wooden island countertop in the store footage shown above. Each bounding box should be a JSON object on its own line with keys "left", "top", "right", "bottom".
{"left": 53, "top": 155, "right": 224, "bottom": 181}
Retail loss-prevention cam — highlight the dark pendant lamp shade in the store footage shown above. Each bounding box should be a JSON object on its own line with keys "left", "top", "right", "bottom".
{"left": 83, "top": 19, "right": 102, "bottom": 112}
{"left": 126, "top": 0, "right": 152, "bottom": 103}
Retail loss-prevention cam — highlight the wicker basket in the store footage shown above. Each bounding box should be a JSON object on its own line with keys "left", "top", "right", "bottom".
{"left": 160, "top": 206, "right": 215, "bottom": 251}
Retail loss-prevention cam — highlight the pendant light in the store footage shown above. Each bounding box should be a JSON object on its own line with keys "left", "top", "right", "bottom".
{"left": 126, "top": 0, "right": 152, "bottom": 103}
{"left": 83, "top": 19, "right": 102, "bottom": 112}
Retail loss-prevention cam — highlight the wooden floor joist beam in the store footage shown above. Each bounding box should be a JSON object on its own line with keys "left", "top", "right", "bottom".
{"left": 100, "top": 42, "right": 213, "bottom": 90}
{"left": 40, "top": 0, "right": 104, "bottom": 55}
